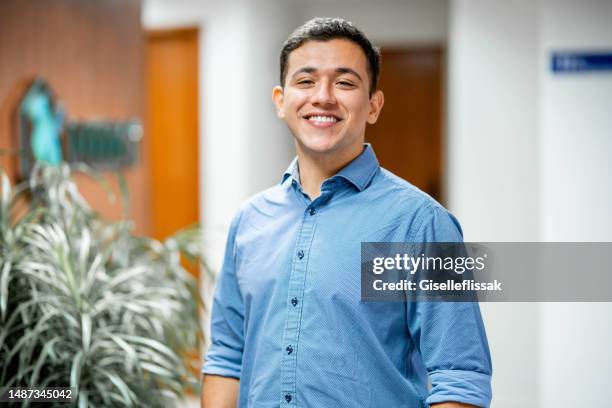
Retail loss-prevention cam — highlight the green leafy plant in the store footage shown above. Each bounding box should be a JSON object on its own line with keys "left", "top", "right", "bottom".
{"left": 0, "top": 164, "right": 207, "bottom": 407}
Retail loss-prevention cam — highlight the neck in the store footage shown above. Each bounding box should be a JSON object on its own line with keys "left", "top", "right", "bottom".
{"left": 296, "top": 143, "right": 364, "bottom": 199}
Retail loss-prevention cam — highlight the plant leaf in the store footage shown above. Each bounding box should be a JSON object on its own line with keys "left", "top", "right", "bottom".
{"left": 71, "top": 349, "right": 83, "bottom": 392}
{"left": 81, "top": 313, "right": 92, "bottom": 352}
{"left": 95, "top": 367, "right": 135, "bottom": 406}
{"left": 0, "top": 261, "right": 11, "bottom": 321}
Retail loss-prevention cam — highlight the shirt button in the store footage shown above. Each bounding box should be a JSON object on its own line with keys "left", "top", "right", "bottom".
{"left": 286, "top": 345, "right": 293, "bottom": 355}
{"left": 291, "top": 297, "right": 298, "bottom": 307}
{"left": 309, "top": 207, "right": 316, "bottom": 216}
{"left": 285, "top": 393, "right": 292, "bottom": 403}
{"left": 297, "top": 250, "right": 304, "bottom": 259}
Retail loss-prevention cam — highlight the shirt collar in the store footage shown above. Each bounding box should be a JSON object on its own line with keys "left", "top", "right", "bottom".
{"left": 281, "top": 143, "right": 379, "bottom": 192}
{"left": 282, "top": 156, "right": 300, "bottom": 184}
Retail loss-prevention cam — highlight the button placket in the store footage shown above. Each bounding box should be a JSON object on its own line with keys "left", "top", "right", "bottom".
{"left": 280, "top": 210, "right": 317, "bottom": 406}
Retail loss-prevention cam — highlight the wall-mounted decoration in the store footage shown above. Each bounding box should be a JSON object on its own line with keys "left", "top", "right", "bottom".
{"left": 18, "top": 79, "right": 64, "bottom": 178}
{"left": 551, "top": 51, "right": 612, "bottom": 74}
{"left": 66, "top": 121, "right": 142, "bottom": 171}
{"left": 17, "top": 78, "right": 143, "bottom": 179}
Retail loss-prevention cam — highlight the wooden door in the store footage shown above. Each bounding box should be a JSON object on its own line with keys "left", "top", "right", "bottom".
{"left": 146, "top": 28, "right": 199, "bottom": 248}
{"left": 366, "top": 48, "right": 444, "bottom": 203}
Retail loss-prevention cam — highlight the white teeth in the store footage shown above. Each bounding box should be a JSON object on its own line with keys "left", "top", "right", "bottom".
{"left": 309, "top": 115, "right": 338, "bottom": 123}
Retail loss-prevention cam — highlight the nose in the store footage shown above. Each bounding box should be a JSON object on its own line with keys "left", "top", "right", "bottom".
{"left": 310, "top": 81, "right": 336, "bottom": 106}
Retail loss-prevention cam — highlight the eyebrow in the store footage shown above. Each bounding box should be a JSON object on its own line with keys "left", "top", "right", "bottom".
{"left": 291, "top": 66, "right": 363, "bottom": 81}
{"left": 335, "top": 67, "right": 362, "bottom": 81}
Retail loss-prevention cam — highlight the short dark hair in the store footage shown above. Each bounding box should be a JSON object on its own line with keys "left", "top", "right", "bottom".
{"left": 279, "top": 17, "right": 381, "bottom": 96}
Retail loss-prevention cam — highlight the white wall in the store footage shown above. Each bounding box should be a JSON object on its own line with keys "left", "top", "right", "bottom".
{"left": 448, "top": 1, "right": 540, "bottom": 406}
{"left": 538, "top": 1, "right": 612, "bottom": 406}
{"left": 449, "top": 0, "right": 612, "bottom": 406}
{"left": 293, "top": 0, "right": 448, "bottom": 46}
{"left": 447, "top": 0, "right": 540, "bottom": 242}
{"left": 539, "top": 0, "right": 612, "bottom": 242}
{"left": 243, "top": 1, "right": 298, "bottom": 195}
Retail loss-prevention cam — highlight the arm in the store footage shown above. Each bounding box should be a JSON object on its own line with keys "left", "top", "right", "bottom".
{"left": 201, "top": 215, "right": 245, "bottom": 405}
{"left": 201, "top": 374, "right": 239, "bottom": 408}
{"left": 408, "top": 207, "right": 493, "bottom": 408}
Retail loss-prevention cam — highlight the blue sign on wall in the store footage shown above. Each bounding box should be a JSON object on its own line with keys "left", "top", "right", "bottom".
{"left": 551, "top": 51, "right": 612, "bottom": 73}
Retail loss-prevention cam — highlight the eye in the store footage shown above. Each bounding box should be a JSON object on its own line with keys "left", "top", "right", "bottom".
{"left": 296, "top": 79, "right": 315, "bottom": 86}
{"left": 336, "top": 80, "right": 355, "bottom": 88}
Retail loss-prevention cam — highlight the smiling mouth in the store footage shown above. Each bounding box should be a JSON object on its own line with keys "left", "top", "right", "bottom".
{"left": 304, "top": 114, "right": 341, "bottom": 127}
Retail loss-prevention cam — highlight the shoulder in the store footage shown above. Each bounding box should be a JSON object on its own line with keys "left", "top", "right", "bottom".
{"left": 369, "top": 168, "right": 463, "bottom": 240}
{"left": 229, "top": 183, "right": 290, "bottom": 231}
{"left": 369, "top": 167, "right": 445, "bottom": 218}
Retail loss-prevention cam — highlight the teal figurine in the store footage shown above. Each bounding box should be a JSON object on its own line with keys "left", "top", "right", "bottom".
{"left": 22, "top": 86, "right": 63, "bottom": 165}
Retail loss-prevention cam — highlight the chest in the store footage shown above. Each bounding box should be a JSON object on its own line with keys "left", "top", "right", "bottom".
{"left": 234, "top": 200, "right": 409, "bottom": 313}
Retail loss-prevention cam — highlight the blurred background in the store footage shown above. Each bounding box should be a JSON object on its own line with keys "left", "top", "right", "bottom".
{"left": 1, "top": 0, "right": 611, "bottom": 406}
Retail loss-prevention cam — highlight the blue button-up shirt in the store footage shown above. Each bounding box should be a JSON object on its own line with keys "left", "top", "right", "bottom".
{"left": 203, "top": 145, "right": 492, "bottom": 407}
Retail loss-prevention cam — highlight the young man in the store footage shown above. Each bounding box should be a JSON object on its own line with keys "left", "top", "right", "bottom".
{"left": 202, "top": 18, "right": 492, "bottom": 408}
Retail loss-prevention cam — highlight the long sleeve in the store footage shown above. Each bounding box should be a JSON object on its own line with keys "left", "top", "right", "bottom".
{"left": 202, "top": 214, "right": 245, "bottom": 379}
{"left": 407, "top": 206, "right": 493, "bottom": 407}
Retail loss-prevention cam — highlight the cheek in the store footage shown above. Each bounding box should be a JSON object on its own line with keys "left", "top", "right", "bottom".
{"left": 339, "top": 93, "right": 371, "bottom": 118}
{"left": 346, "top": 101, "right": 371, "bottom": 122}
{"left": 283, "top": 93, "right": 309, "bottom": 115}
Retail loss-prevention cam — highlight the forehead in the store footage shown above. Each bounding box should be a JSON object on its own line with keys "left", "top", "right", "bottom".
{"left": 287, "top": 39, "right": 368, "bottom": 76}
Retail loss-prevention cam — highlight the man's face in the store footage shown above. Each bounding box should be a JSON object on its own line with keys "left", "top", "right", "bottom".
{"left": 273, "top": 39, "right": 384, "bottom": 160}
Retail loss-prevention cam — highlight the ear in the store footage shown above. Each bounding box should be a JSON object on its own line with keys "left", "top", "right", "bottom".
{"left": 272, "top": 86, "right": 285, "bottom": 119}
{"left": 366, "top": 90, "right": 384, "bottom": 124}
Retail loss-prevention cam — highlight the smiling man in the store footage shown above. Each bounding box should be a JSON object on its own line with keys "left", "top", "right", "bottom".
{"left": 201, "top": 18, "right": 492, "bottom": 408}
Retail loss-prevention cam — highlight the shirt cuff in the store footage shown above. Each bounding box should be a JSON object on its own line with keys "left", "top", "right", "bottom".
{"left": 426, "top": 369, "right": 492, "bottom": 408}
{"left": 201, "top": 360, "right": 241, "bottom": 380}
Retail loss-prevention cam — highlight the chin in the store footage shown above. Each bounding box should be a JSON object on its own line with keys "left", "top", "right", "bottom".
{"left": 298, "top": 136, "right": 342, "bottom": 155}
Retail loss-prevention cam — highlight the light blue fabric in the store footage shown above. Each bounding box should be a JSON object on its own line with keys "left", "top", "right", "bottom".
{"left": 203, "top": 144, "right": 492, "bottom": 407}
